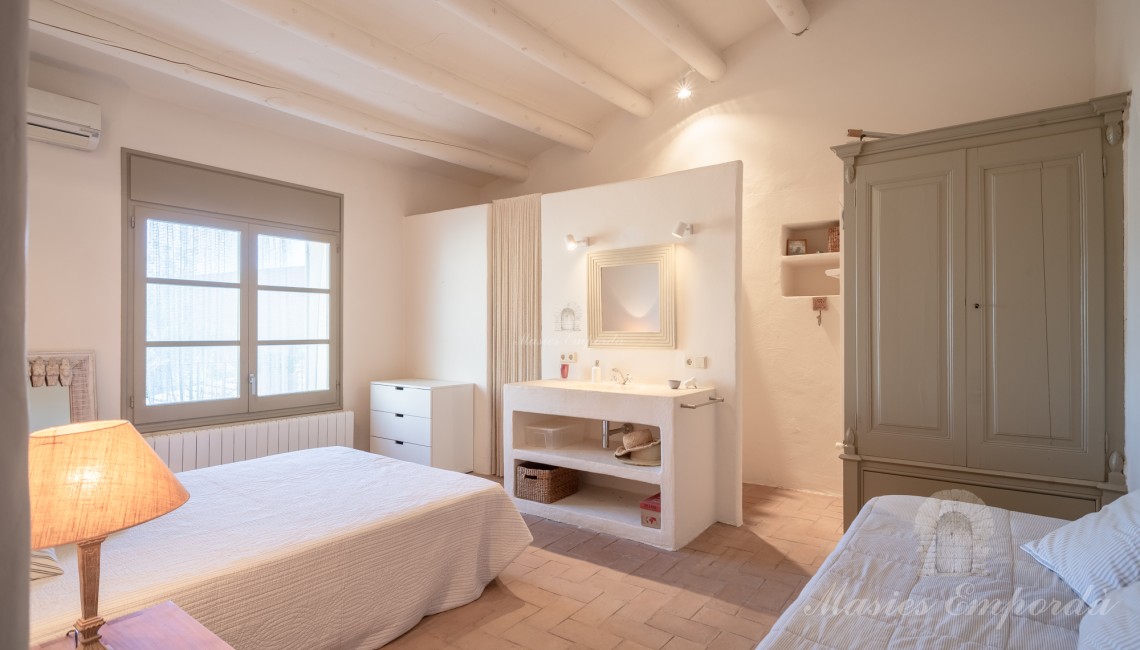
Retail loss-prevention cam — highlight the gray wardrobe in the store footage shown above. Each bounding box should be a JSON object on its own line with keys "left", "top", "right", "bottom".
{"left": 834, "top": 93, "right": 1130, "bottom": 527}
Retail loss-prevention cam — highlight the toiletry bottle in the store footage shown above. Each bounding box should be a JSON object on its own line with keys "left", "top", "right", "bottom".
{"left": 591, "top": 360, "right": 601, "bottom": 383}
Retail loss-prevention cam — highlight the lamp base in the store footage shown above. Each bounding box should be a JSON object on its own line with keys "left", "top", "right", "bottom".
{"left": 75, "top": 537, "right": 109, "bottom": 650}
{"left": 75, "top": 615, "right": 109, "bottom": 650}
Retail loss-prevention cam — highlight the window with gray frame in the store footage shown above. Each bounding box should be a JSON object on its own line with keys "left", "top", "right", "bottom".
{"left": 123, "top": 151, "right": 342, "bottom": 431}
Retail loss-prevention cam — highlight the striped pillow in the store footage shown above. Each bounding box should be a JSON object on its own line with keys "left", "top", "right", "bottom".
{"left": 30, "top": 548, "right": 63, "bottom": 581}
{"left": 1078, "top": 582, "right": 1140, "bottom": 649}
{"left": 1022, "top": 490, "right": 1140, "bottom": 607}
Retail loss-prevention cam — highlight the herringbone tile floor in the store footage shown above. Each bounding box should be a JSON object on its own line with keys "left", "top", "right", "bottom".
{"left": 388, "top": 484, "right": 843, "bottom": 649}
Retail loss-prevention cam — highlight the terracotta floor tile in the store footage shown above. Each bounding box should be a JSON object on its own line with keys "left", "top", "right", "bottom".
{"left": 501, "top": 623, "right": 573, "bottom": 650}
{"left": 550, "top": 618, "right": 624, "bottom": 650}
{"left": 389, "top": 483, "right": 839, "bottom": 649}
{"left": 707, "top": 631, "right": 759, "bottom": 650}
{"left": 645, "top": 611, "right": 719, "bottom": 645}
{"left": 600, "top": 614, "right": 675, "bottom": 649}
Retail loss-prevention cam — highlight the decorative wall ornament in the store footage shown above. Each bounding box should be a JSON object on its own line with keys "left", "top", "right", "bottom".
{"left": 30, "top": 356, "right": 46, "bottom": 387}
{"left": 27, "top": 351, "right": 97, "bottom": 423}
{"left": 554, "top": 302, "right": 582, "bottom": 332}
{"left": 1106, "top": 123, "right": 1123, "bottom": 146}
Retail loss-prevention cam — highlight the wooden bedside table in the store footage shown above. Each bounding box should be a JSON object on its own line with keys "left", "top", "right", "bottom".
{"left": 31, "top": 601, "right": 233, "bottom": 650}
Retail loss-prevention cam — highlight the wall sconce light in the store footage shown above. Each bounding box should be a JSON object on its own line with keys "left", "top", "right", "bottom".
{"left": 565, "top": 234, "right": 589, "bottom": 250}
{"left": 672, "top": 221, "right": 693, "bottom": 239}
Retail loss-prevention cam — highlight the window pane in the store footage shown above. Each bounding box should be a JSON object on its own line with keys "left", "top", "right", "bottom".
{"left": 257, "top": 344, "right": 329, "bottom": 396}
{"left": 147, "top": 219, "right": 240, "bottom": 283}
{"left": 147, "top": 284, "right": 240, "bottom": 342}
{"left": 145, "top": 346, "right": 240, "bottom": 406}
{"left": 258, "top": 291, "right": 329, "bottom": 341}
{"left": 258, "top": 235, "right": 330, "bottom": 289}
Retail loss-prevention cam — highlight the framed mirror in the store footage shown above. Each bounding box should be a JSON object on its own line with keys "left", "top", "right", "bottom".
{"left": 588, "top": 244, "right": 675, "bottom": 348}
{"left": 27, "top": 351, "right": 97, "bottom": 431}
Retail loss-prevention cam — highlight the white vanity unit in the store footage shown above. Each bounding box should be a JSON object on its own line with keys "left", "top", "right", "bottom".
{"left": 504, "top": 379, "right": 719, "bottom": 550}
{"left": 369, "top": 379, "right": 473, "bottom": 473}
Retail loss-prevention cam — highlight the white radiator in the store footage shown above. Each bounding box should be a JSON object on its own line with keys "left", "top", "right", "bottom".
{"left": 145, "top": 411, "right": 355, "bottom": 473}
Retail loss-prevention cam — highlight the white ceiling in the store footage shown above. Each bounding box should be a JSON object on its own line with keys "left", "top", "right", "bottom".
{"left": 27, "top": 0, "right": 795, "bottom": 184}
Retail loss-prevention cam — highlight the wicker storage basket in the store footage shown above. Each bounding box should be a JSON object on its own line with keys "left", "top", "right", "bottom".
{"left": 515, "top": 462, "right": 578, "bottom": 504}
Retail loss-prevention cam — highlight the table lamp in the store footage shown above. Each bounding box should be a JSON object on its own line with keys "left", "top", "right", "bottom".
{"left": 29, "top": 420, "right": 190, "bottom": 650}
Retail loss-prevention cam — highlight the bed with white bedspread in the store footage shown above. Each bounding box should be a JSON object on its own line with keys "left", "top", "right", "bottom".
{"left": 30, "top": 446, "right": 532, "bottom": 649}
{"left": 757, "top": 495, "right": 1088, "bottom": 649}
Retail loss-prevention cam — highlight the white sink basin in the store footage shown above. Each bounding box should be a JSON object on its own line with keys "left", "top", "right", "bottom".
{"left": 518, "top": 379, "right": 708, "bottom": 398}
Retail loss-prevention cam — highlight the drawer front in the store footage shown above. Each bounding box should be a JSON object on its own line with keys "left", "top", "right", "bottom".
{"left": 370, "top": 436, "right": 432, "bottom": 466}
{"left": 370, "top": 410, "right": 431, "bottom": 447}
{"left": 370, "top": 383, "right": 431, "bottom": 418}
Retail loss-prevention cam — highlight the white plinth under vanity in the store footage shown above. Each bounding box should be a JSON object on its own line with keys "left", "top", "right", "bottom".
{"left": 504, "top": 379, "right": 719, "bottom": 551}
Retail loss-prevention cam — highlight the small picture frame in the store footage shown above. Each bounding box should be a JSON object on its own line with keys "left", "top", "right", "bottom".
{"left": 786, "top": 239, "right": 807, "bottom": 256}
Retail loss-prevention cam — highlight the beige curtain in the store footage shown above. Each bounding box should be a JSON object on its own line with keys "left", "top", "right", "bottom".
{"left": 489, "top": 194, "right": 541, "bottom": 476}
{"left": 1, "top": 0, "right": 30, "bottom": 646}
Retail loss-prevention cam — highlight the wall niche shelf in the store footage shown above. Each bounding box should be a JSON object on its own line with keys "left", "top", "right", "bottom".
{"left": 781, "top": 220, "right": 840, "bottom": 297}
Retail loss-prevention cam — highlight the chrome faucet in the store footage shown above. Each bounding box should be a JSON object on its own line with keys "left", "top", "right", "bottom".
{"left": 610, "top": 368, "right": 632, "bottom": 385}
{"left": 601, "top": 420, "right": 633, "bottom": 449}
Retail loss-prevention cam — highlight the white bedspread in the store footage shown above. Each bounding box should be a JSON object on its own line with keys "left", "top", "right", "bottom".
{"left": 758, "top": 495, "right": 1085, "bottom": 650}
{"left": 30, "top": 446, "right": 532, "bottom": 649}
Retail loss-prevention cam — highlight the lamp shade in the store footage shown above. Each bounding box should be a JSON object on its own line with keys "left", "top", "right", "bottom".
{"left": 29, "top": 420, "right": 189, "bottom": 549}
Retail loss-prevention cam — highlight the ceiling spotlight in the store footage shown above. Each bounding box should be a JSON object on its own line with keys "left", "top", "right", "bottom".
{"left": 672, "top": 221, "right": 693, "bottom": 239}
{"left": 565, "top": 234, "right": 589, "bottom": 251}
{"left": 675, "top": 70, "right": 694, "bottom": 100}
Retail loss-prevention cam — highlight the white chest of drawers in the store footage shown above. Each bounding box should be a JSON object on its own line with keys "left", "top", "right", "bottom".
{"left": 369, "top": 379, "right": 473, "bottom": 473}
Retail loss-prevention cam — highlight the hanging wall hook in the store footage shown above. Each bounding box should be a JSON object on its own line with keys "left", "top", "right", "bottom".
{"left": 812, "top": 296, "right": 828, "bottom": 326}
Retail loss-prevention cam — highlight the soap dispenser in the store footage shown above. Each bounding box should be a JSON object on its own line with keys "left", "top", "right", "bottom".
{"left": 591, "top": 360, "right": 602, "bottom": 383}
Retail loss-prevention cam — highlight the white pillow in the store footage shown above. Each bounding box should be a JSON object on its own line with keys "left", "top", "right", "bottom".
{"left": 30, "top": 548, "right": 63, "bottom": 581}
{"left": 1078, "top": 582, "right": 1140, "bottom": 649}
{"left": 1021, "top": 491, "right": 1140, "bottom": 607}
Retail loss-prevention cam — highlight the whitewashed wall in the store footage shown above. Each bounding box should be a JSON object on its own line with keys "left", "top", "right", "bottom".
{"left": 25, "top": 60, "right": 481, "bottom": 446}
{"left": 403, "top": 204, "right": 492, "bottom": 473}
{"left": 482, "top": 0, "right": 1098, "bottom": 494}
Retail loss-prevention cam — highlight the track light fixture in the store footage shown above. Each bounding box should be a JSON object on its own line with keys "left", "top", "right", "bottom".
{"left": 675, "top": 69, "right": 694, "bottom": 100}
{"left": 672, "top": 221, "right": 693, "bottom": 239}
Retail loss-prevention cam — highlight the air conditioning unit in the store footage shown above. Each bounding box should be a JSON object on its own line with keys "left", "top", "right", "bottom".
{"left": 26, "top": 88, "right": 101, "bottom": 151}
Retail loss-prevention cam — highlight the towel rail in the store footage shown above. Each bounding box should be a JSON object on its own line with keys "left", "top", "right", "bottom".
{"left": 680, "top": 397, "right": 725, "bottom": 409}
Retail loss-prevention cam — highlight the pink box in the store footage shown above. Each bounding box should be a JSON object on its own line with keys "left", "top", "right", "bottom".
{"left": 640, "top": 493, "right": 661, "bottom": 529}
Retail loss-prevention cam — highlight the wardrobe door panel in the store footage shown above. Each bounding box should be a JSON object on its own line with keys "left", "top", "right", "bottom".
{"left": 966, "top": 129, "right": 1104, "bottom": 480}
{"left": 854, "top": 151, "right": 967, "bottom": 465}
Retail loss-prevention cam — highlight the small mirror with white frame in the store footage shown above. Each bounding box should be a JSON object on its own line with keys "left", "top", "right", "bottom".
{"left": 588, "top": 244, "right": 675, "bottom": 348}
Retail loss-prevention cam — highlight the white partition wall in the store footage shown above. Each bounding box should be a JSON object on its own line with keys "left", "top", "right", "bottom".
{"left": 403, "top": 204, "right": 492, "bottom": 473}
{"left": 540, "top": 162, "right": 743, "bottom": 525}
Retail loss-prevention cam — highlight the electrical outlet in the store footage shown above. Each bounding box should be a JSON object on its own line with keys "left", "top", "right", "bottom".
{"left": 812, "top": 297, "right": 828, "bottom": 311}
{"left": 685, "top": 356, "right": 708, "bottom": 369}
{"left": 559, "top": 352, "right": 578, "bottom": 363}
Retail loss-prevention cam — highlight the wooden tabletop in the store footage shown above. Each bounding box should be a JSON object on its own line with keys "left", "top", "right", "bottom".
{"left": 32, "top": 601, "right": 233, "bottom": 650}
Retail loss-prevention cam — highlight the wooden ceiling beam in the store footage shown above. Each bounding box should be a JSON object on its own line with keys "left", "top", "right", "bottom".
{"left": 765, "top": 0, "right": 811, "bottom": 35}
{"left": 218, "top": 0, "right": 595, "bottom": 152}
{"left": 29, "top": 0, "right": 530, "bottom": 181}
{"left": 610, "top": 0, "right": 726, "bottom": 82}
{"left": 434, "top": 0, "right": 653, "bottom": 118}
